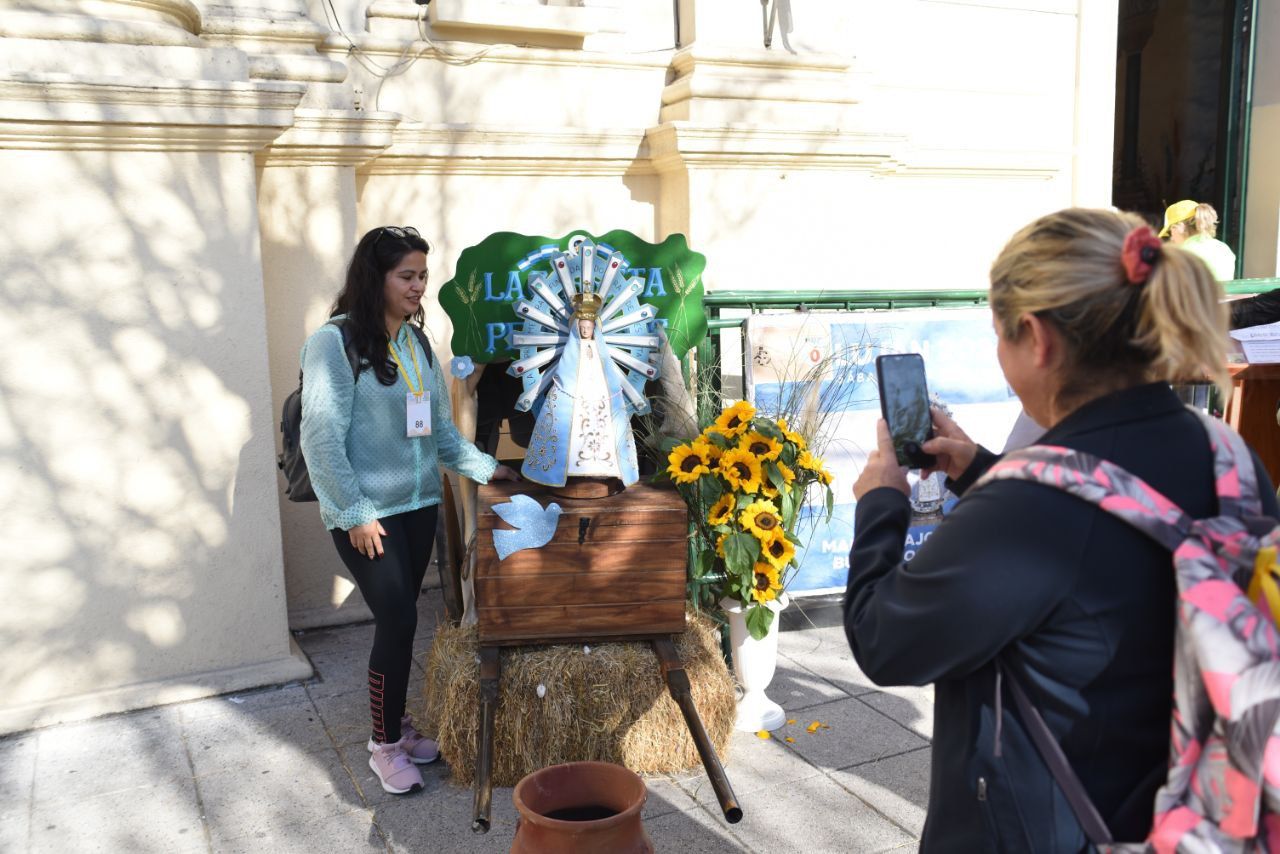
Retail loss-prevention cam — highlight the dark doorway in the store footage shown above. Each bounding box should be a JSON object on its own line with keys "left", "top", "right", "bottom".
{"left": 1113, "top": 0, "right": 1257, "bottom": 260}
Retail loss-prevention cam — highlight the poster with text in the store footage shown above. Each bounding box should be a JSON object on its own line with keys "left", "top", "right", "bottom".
{"left": 743, "top": 308, "right": 1023, "bottom": 595}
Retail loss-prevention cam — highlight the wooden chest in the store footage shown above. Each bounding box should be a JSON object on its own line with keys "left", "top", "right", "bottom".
{"left": 474, "top": 481, "right": 688, "bottom": 644}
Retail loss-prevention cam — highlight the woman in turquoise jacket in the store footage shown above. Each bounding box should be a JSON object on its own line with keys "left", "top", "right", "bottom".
{"left": 300, "top": 225, "right": 518, "bottom": 795}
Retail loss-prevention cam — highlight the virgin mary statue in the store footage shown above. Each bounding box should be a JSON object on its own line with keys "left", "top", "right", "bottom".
{"left": 519, "top": 292, "right": 640, "bottom": 487}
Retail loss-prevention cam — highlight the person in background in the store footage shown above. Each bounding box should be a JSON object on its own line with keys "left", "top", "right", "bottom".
{"left": 300, "top": 226, "right": 519, "bottom": 795}
{"left": 1160, "top": 199, "right": 1236, "bottom": 281}
{"left": 843, "top": 207, "right": 1277, "bottom": 849}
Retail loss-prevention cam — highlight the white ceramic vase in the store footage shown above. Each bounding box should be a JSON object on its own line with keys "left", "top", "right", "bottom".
{"left": 720, "top": 594, "right": 790, "bottom": 732}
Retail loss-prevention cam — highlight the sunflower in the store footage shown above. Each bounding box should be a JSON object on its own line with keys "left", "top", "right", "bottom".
{"left": 776, "top": 461, "right": 797, "bottom": 485}
{"left": 715, "top": 532, "right": 729, "bottom": 558}
{"left": 667, "top": 443, "right": 710, "bottom": 485}
{"left": 718, "top": 447, "right": 763, "bottom": 494}
{"left": 739, "top": 499, "right": 782, "bottom": 540}
{"left": 777, "top": 417, "right": 807, "bottom": 449}
{"left": 738, "top": 431, "right": 782, "bottom": 461}
{"left": 707, "top": 494, "right": 734, "bottom": 527}
{"left": 714, "top": 401, "right": 756, "bottom": 438}
{"left": 693, "top": 436, "right": 723, "bottom": 466}
{"left": 816, "top": 465, "right": 833, "bottom": 486}
{"left": 760, "top": 481, "right": 780, "bottom": 500}
{"left": 760, "top": 528, "right": 796, "bottom": 570}
{"left": 750, "top": 562, "right": 782, "bottom": 603}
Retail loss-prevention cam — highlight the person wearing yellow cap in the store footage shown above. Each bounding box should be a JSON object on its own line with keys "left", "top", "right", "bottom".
{"left": 1159, "top": 200, "right": 1236, "bottom": 281}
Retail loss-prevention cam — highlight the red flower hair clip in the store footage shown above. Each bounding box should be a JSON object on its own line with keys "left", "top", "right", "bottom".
{"left": 1121, "top": 225, "right": 1162, "bottom": 285}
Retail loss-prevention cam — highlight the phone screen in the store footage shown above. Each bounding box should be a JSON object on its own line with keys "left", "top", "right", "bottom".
{"left": 876, "top": 354, "right": 936, "bottom": 468}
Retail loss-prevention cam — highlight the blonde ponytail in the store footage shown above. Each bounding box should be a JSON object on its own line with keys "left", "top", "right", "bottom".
{"left": 1192, "top": 203, "right": 1219, "bottom": 238}
{"left": 989, "top": 208, "right": 1229, "bottom": 407}
{"left": 1137, "top": 245, "right": 1228, "bottom": 393}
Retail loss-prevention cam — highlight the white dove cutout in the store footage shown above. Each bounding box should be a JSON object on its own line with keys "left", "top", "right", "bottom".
{"left": 491, "top": 494, "right": 563, "bottom": 560}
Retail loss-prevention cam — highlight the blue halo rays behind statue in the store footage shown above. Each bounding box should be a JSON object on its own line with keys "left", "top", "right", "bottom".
{"left": 509, "top": 236, "right": 660, "bottom": 488}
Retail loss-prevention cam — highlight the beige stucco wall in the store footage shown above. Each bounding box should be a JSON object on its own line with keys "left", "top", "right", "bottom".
{"left": 1244, "top": 3, "right": 1280, "bottom": 278}
{"left": 0, "top": 0, "right": 1121, "bottom": 730}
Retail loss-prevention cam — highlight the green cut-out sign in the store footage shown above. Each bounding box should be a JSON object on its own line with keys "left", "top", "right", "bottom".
{"left": 439, "top": 230, "right": 707, "bottom": 363}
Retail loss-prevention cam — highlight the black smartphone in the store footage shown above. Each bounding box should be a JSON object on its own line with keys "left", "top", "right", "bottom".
{"left": 875, "top": 353, "right": 937, "bottom": 469}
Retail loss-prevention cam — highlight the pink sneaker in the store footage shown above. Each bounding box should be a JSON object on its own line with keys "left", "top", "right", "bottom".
{"left": 366, "top": 716, "right": 440, "bottom": 765}
{"left": 368, "top": 742, "right": 424, "bottom": 794}
{"left": 398, "top": 716, "right": 440, "bottom": 765}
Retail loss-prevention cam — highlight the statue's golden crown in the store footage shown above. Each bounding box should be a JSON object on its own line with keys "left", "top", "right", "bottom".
{"left": 571, "top": 292, "right": 603, "bottom": 320}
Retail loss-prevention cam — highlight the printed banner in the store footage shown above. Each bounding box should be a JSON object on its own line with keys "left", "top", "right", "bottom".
{"left": 743, "top": 308, "right": 1023, "bottom": 594}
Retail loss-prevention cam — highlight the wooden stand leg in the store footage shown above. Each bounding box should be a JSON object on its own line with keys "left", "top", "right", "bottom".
{"left": 472, "top": 645, "right": 500, "bottom": 834}
{"left": 652, "top": 636, "right": 743, "bottom": 824}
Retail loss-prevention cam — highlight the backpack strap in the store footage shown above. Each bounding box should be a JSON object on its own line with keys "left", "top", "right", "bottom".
{"left": 316, "top": 319, "right": 433, "bottom": 382}
{"left": 407, "top": 324, "right": 434, "bottom": 369}
{"left": 975, "top": 443, "right": 1191, "bottom": 553}
{"left": 324, "top": 318, "right": 362, "bottom": 381}
{"left": 1188, "top": 408, "right": 1263, "bottom": 519}
{"left": 995, "top": 659, "right": 1115, "bottom": 846}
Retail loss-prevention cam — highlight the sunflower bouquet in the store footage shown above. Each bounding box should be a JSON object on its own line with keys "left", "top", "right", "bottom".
{"left": 664, "top": 400, "right": 835, "bottom": 640}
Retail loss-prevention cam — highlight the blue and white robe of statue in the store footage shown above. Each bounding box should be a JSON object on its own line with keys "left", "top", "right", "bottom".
{"left": 520, "top": 324, "right": 639, "bottom": 487}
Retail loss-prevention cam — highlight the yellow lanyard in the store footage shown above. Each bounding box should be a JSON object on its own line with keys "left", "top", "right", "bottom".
{"left": 387, "top": 331, "right": 425, "bottom": 398}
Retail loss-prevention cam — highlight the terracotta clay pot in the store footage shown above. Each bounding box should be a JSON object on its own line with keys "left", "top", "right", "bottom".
{"left": 511, "top": 761, "right": 653, "bottom": 854}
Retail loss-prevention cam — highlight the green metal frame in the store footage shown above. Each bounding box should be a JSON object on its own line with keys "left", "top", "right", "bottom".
{"left": 692, "top": 280, "right": 1280, "bottom": 417}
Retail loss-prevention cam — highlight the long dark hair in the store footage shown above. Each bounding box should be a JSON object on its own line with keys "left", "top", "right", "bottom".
{"left": 331, "top": 226, "right": 431, "bottom": 385}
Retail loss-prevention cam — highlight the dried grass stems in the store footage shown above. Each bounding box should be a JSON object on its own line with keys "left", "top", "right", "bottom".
{"left": 422, "top": 613, "right": 735, "bottom": 786}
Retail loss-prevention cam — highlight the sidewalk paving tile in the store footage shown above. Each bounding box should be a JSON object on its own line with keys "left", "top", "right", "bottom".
{"left": 641, "top": 775, "right": 700, "bottom": 820}
{"left": 177, "top": 684, "right": 312, "bottom": 724}
{"left": 674, "top": 728, "right": 823, "bottom": 810}
{"left": 33, "top": 711, "right": 189, "bottom": 805}
{"left": 311, "top": 688, "right": 377, "bottom": 747}
{"left": 830, "top": 746, "right": 931, "bottom": 838}
{"left": 198, "top": 749, "right": 364, "bottom": 847}
{"left": 778, "top": 633, "right": 882, "bottom": 698}
{"left": 778, "top": 696, "right": 928, "bottom": 770}
{"left": 0, "top": 811, "right": 30, "bottom": 854}
{"left": 766, "top": 662, "right": 854, "bottom": 711}
{"left": 293, "top": 622, "right": 376, "bottom": 658}
{"left": 29, "top": 778, "right": 205, "bottom": 854}
{"left": 729, "top": 770, "right": 916, "bottom": 854}
{"left": 0, "top": 733, "right": 36, "bottom": 807}
{"left": 859, "top": 685, "right": 934, "bottom": 740}
{"left": 211, "top": 807, "right": 385, "bottom": 854}
{"left": 374, "top": 779, "right": 521, "bottom": 854}
{"left": 643, "top": 804, "right": 757, "bottom": 853}
{"left": 182, "top": 703, "right": 333, "bottom": 776}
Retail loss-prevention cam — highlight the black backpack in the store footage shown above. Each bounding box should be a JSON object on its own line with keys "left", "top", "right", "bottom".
{"left": 278, "top": 320, "right": 433, "bottom": 502}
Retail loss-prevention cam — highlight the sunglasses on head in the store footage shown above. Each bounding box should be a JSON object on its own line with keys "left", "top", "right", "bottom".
{"left": 373, "top": 225, "right": 421, "bottom": 246}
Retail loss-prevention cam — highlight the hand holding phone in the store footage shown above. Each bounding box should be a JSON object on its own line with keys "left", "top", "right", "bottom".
{"left": 875, "top": 353, "right": 937, "bottom": 469}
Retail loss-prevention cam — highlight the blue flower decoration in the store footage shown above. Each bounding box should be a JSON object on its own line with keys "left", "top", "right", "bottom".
{"left": 450, "top": 355, "right": 475, "bottom": 379}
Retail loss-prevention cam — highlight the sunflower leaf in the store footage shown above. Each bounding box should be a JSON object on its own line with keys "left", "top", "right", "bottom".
{"left": 826, "top": 486, "right": 835, "bottom": 519}
{"left": 698, "top": 475, "right": 723, "bottom": 506}
{"left": 755, "top": 420, "right": 784, "bottom": 442}
{"left": 723, "top": 532, "right": 760, "bottom": 575}
{"left": 659, "top": 437, "right": 683, "bottom": 456}
{"left": 766, "top": 461, "right": 786, "bottom": 495}
{"left": 746, "top": 604, "right": 774, "bottom": 640}
{"left": 780, "top": 486, "right": 796, "bottom": 528}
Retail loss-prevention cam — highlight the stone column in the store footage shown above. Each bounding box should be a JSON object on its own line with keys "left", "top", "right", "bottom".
{"left": 257, "top": 111, "right": 398, "bottom": 628}
{"left": 1245, "top": 6, "right": 1280, "bottom": 277}
{"left": 0, "top": 1, "right": 313, "bottom": 732}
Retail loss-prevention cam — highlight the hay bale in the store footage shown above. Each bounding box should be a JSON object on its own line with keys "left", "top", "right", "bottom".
{"left": 422, "top": 613, "right": 736, "bottom": 786}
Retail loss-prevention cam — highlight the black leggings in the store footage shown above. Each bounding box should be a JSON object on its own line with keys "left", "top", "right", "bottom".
{"left": 330, "top": 505, "right": 438, "bottom": 744}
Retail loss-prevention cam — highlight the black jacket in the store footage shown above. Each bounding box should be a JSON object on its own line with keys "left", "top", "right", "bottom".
{"left": 843, "top": 383, "right": 1278, "bottom": 852}
{"left": 1230, "top": 289, "right": 1280, "bottom": 330}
